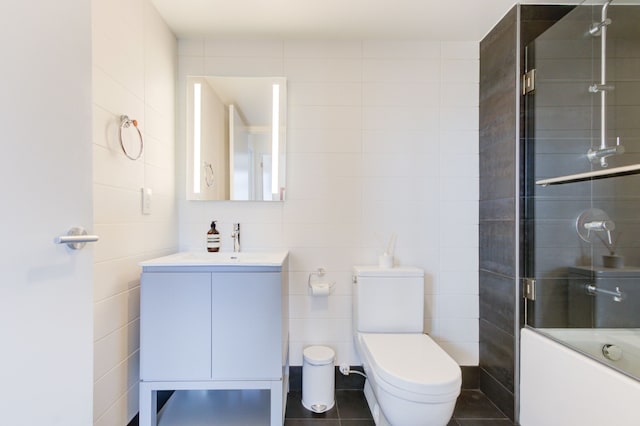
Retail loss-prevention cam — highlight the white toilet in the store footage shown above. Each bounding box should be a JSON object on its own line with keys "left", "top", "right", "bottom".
{"left": 352, "top": 265, "right": 461, "bottom": 426}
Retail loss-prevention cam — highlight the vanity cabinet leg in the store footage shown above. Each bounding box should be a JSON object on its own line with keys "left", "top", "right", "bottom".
{"left": 270, "top": 380, "right": 284, "bottom": 425}
{"left": 139, "top": 384, "right": 157, "bottom": 426}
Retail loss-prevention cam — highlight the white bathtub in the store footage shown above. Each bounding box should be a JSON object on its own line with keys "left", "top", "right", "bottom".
{"left": 521, "top": 328, "right": 640, "bottom": 426}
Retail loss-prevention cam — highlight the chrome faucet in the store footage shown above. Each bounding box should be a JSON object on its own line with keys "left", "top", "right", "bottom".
{"left": 231, "top": 223, "right": 241, "bottom": 252}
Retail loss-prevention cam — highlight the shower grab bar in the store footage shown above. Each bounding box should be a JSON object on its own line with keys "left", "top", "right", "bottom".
{"left": 585, "top": 283, "right": 625, "bottom": 303}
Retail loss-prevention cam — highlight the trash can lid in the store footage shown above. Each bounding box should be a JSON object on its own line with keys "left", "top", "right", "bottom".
{"left": 303, "top": 345, "right": 335, "bottom": 365}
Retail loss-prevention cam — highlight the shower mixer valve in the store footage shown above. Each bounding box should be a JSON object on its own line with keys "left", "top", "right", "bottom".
{"left": 576, "top": 208, "right": 616, "bottom": 245}
{"left": 583, "top": 219, "right": 615, "bottom": 245}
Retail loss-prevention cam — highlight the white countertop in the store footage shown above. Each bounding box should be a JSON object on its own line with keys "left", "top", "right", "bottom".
{"left": 140, "top": 251, "right": 289, "bottom": 268}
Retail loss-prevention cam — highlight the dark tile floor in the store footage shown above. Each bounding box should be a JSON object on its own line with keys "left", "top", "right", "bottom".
{"left": 285, "top": 389, "right": 513, "bottom": 426}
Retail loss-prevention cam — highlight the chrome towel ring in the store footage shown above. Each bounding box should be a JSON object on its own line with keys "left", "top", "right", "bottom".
{"left": 119, "top": 115, "right": 143, "bottom": 160}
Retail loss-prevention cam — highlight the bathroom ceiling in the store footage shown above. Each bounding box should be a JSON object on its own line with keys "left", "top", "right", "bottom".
{"left": 150, "top": 0, "right": 570, "bottom": 41}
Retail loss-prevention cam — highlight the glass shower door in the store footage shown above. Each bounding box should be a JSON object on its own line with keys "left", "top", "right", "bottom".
{"left": 523, "top": 0, "right": 640, "bottom": 379}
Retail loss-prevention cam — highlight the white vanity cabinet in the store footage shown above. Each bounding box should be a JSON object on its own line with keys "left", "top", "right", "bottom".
{"left": 140, "top": 272, "right": 212, "bottom": 381}
{"left": 138, "top": 252, "right": 289, "bottom": 426}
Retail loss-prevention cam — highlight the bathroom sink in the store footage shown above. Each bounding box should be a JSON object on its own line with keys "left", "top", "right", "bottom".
{"left": 139, "top": 251, "right": 288, "bottom": 268}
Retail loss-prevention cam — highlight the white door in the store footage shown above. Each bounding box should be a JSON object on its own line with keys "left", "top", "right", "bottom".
{"left": 0, "top": 1, "right": 93, "bottom": 425}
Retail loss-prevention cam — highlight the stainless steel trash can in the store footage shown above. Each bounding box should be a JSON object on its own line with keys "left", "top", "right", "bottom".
{"left": 302, "top": 345, "right": 335, "bottom": 413}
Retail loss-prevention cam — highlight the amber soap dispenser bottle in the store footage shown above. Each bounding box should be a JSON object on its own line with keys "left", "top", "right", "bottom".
{"left": 207, "top": 221, "right": 220, "bottom": 252}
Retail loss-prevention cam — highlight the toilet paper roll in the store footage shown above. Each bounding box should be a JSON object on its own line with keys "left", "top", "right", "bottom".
{"left": 310, "top": 282, "right": 331, "bottom": 296}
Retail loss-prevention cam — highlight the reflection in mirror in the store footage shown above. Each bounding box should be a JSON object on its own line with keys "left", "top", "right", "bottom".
{"left": 186, "top": 76, "right": 286, "bottom": 201}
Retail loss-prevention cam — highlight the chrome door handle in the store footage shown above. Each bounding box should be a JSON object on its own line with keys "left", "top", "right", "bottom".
{"left": 55, "top": 227, "right": 100, "bottom": 250}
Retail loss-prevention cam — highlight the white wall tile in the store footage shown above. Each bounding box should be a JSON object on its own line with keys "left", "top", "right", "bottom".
{"left": 93, "top": 185, "right": 140, "bottom": 225}
{"left": 176, "top": 40, "right": 480, "bottom": 370}
{"left": 362, "top": 129, "right": 438, "bottom": 154}
{"left": 289, "top": 105, "right": 362, "bottom": 130}
{"left": 363, "top": 58, "right": 441, "bottom": 83}
{"left": 440, "top": 154, "right": 479, "bottom": 177}
{"left": 287, "top": 128, "right": 362, "bottom": 154}
{"left": 93, "top": 288, "right": 140, "bottom": 342}
{"left": 145, "top": 163, "right": 176, "bottom": 197}
{"left": 440, "top": 223, "right": 479, "bottom": 248}
{"left": 178, "top": 55, "right": 206, "bottom": 78}
{"left": 363, "top": 106, "right": 439, "bottom": 132}
{"left": 93, "top": 256, "right": 143, "bottom": 302}
{"left": 439, "top": 200, "right": 479, "bottom": 226}
{"left": 204, "top": 56, "right": 284, "bottom": 76}
{"left": 290, "top": 295, "right": 351, "bottom": 319}
{"left": 93, "top": 33, "right": 145, "bottom": 100}
{"left": 440, "top": 177, "right": 479, "bottom": 201}
{"left": 440, "top": 247, "right": 479, "bottom": 271}
{"left": 285, "top": 58, "right": 363, "bottom": 82}
{"left": 436, "top": 339, "right": 479, "bottom": 366}
{"left": 290, "top": 318, "right": 352, "bottom": 342}
{"left": 143, "top": 134, "right": 174, "bottom": 169}
{"left": 437, "top": 296, "right": 479, "bottom": 319}
{"left": 93, "top": 351, "right": 140, "bottom": 422}
{"left": 440, "top": 106, "right": 479, "bottom": 131}
{"left": 438, "top": 269, "right": 479, "bottom": 295}
{"left": 440, "top": 130, "right": 479, "bottom": 155}
{"left": 441, "top": 83, "right": 479, "bottom": 107}
{"left": 93, "top": 224, "right": 146, "bottom": 264}
{"left": 289, "top": 82, "right": 362, "bottom": 106}
{"left": 441, "top": 42, "right": 479, "bottom": 60}
{"left": 363, "top": 83, "right": 440, "bottom": 108}
{"left": 284, "top": 41, "right": 362, "bottom": 58}
{"left": 92, "top": 1, "right": 177, "bottom": 424}
{"left": 92, "top": 65, "right": 145, "bottom": 118}
{"left": 441, "top": 59, "right": 479, "bottom": 83}
{"left": 289, "top": 339, "right": 359, "bottom": 366}
{"left": 363, "top": 41, "right": 440, "bottom": 59}
{"left": 205, "top": 40, "right": 283, "bottom": 57}
{"left": 94, "top": 320, "right": 140, "bottom": 381}
{"left": 178, "top": 39, "right": 204, "bottom": 57}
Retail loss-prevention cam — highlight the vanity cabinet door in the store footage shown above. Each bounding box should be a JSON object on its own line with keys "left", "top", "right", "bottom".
{"left": 140, "top": 272, "right": 212, "bottom": 381}
{"left": 211, "top": 272, "right": 282, "bottom": 380}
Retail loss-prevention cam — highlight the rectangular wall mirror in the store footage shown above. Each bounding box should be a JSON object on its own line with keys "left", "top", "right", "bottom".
{"left": 186, "top": 76, "right": 287, "bottom": 201}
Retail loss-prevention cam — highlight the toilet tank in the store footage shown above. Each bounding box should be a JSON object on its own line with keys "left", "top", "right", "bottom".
{"left": 353, "top": 266, "right": 424, "bottom": 333}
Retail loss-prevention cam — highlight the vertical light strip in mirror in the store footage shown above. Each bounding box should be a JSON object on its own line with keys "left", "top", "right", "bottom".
{"left": 271, "top": 84, "right": 280, "bottom": 195}
{"left": 193, "top": 83, "right": 202, "bottom": 194}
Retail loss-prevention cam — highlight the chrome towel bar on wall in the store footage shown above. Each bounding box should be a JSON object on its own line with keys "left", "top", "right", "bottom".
{"left": 55, "top": 226, "right": 100, "bottom": 250}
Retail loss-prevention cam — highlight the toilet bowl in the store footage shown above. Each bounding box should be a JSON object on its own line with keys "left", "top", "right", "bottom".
{"left": 352, "top": 266, "right": 461, "bottom": 426}
{"left": 356, "top": 333, "right": 461, "bottom": 426}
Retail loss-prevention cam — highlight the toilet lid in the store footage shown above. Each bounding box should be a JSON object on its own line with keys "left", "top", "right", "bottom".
{"left": 360, "top": 333, "right": 461, "bottom": 396}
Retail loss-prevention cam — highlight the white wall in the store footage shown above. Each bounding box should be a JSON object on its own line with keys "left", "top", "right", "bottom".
{"left": 177, "top": 40, "right": 479, "bottom": 366}
{"left": 92, "top": 0, "right": 177, "bottom": 424}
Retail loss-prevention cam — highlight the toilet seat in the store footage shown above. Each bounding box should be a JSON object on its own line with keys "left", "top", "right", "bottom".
{"left": 358, "top": 333, "right": 461, "bottom": 403}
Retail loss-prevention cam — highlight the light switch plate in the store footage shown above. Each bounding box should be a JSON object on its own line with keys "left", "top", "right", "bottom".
{"left": 141, "top": 188, "right": 152, "bottom": 215}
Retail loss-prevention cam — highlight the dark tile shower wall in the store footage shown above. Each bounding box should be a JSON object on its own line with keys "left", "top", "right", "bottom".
{"left": 479, "top": 6, "right": 518, "bottom": 420}
{"left": 479, "top": 5, "right": 574, "bottom": 421}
